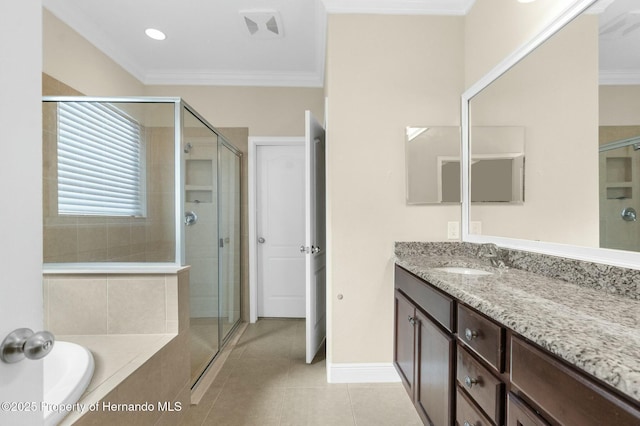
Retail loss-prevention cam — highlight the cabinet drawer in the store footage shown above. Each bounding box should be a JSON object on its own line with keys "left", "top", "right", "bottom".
{"left": 457, "top": 345, "right": 503, "bottom": 424}
{"left": 457, "top": 305, "right": 504, "bottom": 372}
{"left": 511, "top": 337, "right": 640, "bottom": 426}
{"left": 506, "top": 393, "right": 549, "bottom": 426}
{"left": 395, "top": 265, "right": 454, "bottom": 332}
{"left": 456, "top": 387, "right": 493, "bottom": 426}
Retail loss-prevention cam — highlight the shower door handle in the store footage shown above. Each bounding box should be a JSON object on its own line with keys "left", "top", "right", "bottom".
{"left": 185, "top": 211, "right": 198, "bottom": 226}
{"left": 622, "top": 207, "right": 637, "bottom": 222}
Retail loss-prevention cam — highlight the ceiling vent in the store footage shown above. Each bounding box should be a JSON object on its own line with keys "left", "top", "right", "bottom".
{"left": 239, "top": 10, "right": 283, "bottom": 39}
{"left": 600, "top": 10, "right": 640, "bottom": 39}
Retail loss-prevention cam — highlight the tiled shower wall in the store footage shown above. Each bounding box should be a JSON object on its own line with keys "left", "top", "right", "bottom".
{"left": 42, "top": 74, "right": 175, "bottom": 262}
{"left": 43, "top": 74, "right": 251, "bottom": 323}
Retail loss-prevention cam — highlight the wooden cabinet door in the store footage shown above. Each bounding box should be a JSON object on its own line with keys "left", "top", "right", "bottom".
{"left": 394, "top": 290, "right": 416, "bottom": 397}
{"left": 507, "top": 393, "right": 549, "bottom": 426}
{"left": 415, "top": 309, "right": 455, "bottom": 426}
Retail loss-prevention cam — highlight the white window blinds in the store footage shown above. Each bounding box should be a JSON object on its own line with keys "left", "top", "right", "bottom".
{"left": 57, "top": 102, "right": 144, "bottom": 217}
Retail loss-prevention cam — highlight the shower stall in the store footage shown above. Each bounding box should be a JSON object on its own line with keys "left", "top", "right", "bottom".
{"left": 42, "top": 97, "right": 242, "bottom": 388}
{"left": 599, "top": 131, "right": 640, "bottom": 251}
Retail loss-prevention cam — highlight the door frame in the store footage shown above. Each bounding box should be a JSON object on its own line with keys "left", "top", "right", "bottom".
{"left": 248, "top": 136, "right": 305, "bottom": 323}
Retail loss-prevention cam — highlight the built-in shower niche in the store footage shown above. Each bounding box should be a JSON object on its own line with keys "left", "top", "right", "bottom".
{"left": 185, "top": 139, "right": 217, "bottom": 204}
{"left": 186, "top": 160, "right": 213, "bottom": 203}
{"left": 605, "top": 156, "right": 633, "bottom": 200}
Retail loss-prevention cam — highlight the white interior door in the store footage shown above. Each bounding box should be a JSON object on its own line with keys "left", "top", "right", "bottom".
{"left": 0, "top": 2, "right": 44, "bottom": 423}
{"left": 257, "top": 144, "right": 306, "bottom": 318}
{"left": 305, "top": 111, "right": 327, "bottom": 364}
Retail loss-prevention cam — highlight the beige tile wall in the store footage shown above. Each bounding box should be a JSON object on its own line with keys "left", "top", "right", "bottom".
{"left": 44, "top": 270, "right": 189, "bottom": 335}
{"left": 63, "top": 269, "right": 191, "bottom": 426}
{"left": 43, "top": 73, "right": 176, "bottom": 263}
{"left": 70, "top": 334, "right": 191, "bottom": 426}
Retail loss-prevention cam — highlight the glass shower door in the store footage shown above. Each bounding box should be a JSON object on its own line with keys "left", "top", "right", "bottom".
{"left": 183, "top": 109, "right": 220, "bottom": 386}
{"left": 599, "top": 140, "right": 640, "bottom": 251}
{"left": 218, "top": 142, "right": 242, "bottom": 343}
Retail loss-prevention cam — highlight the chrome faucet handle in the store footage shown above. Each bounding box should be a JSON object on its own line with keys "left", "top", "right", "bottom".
{"left": 477, "top": 243, "right": 498, "bottom": 258}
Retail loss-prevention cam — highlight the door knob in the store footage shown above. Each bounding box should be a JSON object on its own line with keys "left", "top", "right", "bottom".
{"left": 300, "top": 245, "right": 309, "bottom": 253}
{"left": 1, "top": 328, "right": 55, "bottom": 363}
{"left": 311, "top": 246, "right": 321, "bottom": 254}
{"left": 258, "top": 237, "right": 266, "bottom": 244}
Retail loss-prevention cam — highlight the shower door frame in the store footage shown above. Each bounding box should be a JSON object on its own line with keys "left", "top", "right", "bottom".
{"left": 181, "top": 101, "right": 244, "bottom": 389}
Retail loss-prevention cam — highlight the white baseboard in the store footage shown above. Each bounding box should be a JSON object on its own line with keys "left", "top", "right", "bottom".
{"left": 327, "top": 362, "right": 401, "bottom": 384}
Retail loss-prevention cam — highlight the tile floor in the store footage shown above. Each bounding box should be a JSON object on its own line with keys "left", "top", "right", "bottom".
{"left": 190, "top": 317, "right": 241, "bottom": 385}
{"left": 180, "top": 318, "right": 422, "bottom": 426}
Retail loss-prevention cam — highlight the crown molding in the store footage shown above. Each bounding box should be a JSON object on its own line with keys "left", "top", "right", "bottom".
{"left": 143, "top": 70, "right": 325, "bottom": 87}
{"left": 44, "top": 0, "right": 470, "bottom": 88}
{"left": 600, "top": 69, "right": 640, "bottom": 85}
{"left": 321, "top": 0, "right": 476, "bottom": 15}
{"left": 43, "top": 0, "right": 147, "bottom": 83}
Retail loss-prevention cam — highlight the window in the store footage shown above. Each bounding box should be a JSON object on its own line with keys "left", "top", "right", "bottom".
{"left": 57, "top": 102, "right": 145, "bottom": 216}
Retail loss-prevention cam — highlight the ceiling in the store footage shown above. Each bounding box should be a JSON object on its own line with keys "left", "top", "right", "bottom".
{"left": 595, "top": 0, "right": 640, "bottom": 84}
{"left": 42, "top": 0, "right": 475, "bottom": 88}
{"left": 43, "top": 0, "right": 639, "bottom": 87}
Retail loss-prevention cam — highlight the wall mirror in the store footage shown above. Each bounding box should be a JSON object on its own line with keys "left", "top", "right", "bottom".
{"left": 462, "top": 0, "right": 640, "bottom": 269}
{"left": 406, "top": 126, "right": 525, "bottom": 204}
{"left": 470, "top": 126, "right": 525, "bottom": 203}
{"left": 405, "top": 126, "right": 461, "bottom": 204}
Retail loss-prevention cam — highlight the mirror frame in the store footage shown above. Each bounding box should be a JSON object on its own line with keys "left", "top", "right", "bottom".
{"left": 461, "top": 0, "right": 640, "bottom": 271}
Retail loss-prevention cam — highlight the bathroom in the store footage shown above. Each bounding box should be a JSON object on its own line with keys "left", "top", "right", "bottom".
{"left": 1, "top": 0, "right": 639, "bottom": 425}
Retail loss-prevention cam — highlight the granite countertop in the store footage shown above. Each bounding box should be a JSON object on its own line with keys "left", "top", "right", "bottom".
{"left": 395, "top": 253, "right": 640, "bottom": 404}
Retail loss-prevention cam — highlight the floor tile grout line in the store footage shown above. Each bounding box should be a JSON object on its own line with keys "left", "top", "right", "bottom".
{"left": 196, "top": 387, "right": 223, "bottom": 426}
{"left": 346, "top": 383, "right": 359, "bottom": 426}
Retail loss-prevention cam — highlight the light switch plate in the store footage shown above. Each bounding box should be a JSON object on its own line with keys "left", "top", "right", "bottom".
{"left": 447, "top": 221, "right": 460, "bottom": 239}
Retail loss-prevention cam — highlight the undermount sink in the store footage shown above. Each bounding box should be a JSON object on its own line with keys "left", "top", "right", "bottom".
{"left": 432, "top": 267, "right": 493, "bottom": 276}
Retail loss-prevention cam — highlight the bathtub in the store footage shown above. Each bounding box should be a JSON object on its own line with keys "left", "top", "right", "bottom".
{"left": 44, "top": 341, "right": 95, "bottom": 426}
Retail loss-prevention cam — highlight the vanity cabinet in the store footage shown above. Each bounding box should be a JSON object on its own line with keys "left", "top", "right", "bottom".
{"left": 455, "top": 304, "right": 505, "bottom": 426}
{"left": 394, "top": 264, "right": 640, "bottom": 426}
{"left": 506, "top": 393, "right": 549, "bottom": 426}
{"left": 394, "top": 266, "right": 455, "bottom": 426}
{"left": 510, "top": 336, "right": 640, "bottom": 426}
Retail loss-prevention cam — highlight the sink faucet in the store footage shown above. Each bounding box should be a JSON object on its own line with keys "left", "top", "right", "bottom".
{"left": 476, "top": 243, "right": 505, "bottom": 268}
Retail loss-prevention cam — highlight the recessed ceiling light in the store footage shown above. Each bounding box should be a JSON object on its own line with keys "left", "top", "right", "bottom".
{"left": 145, "top": 28, "right": 166, "bottom": 41}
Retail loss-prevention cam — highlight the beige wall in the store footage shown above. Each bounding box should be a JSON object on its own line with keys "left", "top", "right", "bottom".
{"left": 600, "top": 85, "right": 640, "bottom": 125}
{"left": 42, "top": 1, "right": 600, "bottom": 369}
{"left": 43, "top": 10, "right": 324, "bottom": 137}
{"left": 145, "top": 85, "right": 324, "bottom": 137}
{"left": 465, "top": 0, "right": 585, "bottom": 87}
{"left": 468, "top": 15, "right": 600, "bottom": 247}
{"left": 325, "top": 14, "right": 463, "bottom": 364}
{"left": 43, "top": 9, "right": 145, "bottom": 96}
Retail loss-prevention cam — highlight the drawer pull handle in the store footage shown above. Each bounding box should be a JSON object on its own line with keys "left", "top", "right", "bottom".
{"left": 408, "top": 316, "right": 416, "bottom": 326}
{"left": 464, "top": 328, "right": 478, "bottom": 341}
{"left": 464, "top": 376, "right": 479, "bottom": 388}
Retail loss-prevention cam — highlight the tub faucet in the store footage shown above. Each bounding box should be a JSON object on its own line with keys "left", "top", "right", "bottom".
{"left": 477, "top": 243, "right": 505, "bottom": 268}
